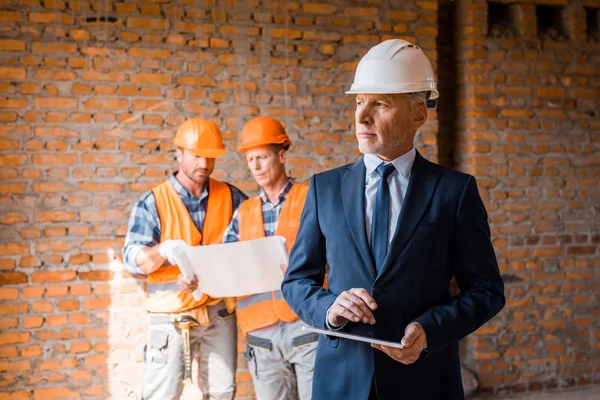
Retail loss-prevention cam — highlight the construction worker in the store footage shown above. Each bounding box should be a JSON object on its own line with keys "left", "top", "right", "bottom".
{"left": 180, "top": 116, "right": 318, "bottom": 400}
{"left": 122, "top": 118, "right": 247, "bottom": 400}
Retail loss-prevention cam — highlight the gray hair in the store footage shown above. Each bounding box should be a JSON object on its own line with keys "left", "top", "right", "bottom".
{"left": 406, "top": 92, "right": 429, "bottom": 110}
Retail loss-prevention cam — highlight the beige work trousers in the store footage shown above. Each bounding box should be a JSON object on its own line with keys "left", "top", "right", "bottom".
{"left": 245, "top": 319, "right": 318, "bottom": 400}
{"left": 142, "top": 302, "right": 237, "bottom": 400}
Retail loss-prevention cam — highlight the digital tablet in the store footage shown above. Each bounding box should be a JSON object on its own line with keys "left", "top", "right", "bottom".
{"left": 302, "top": 325, "right": 404, "bottom": 349}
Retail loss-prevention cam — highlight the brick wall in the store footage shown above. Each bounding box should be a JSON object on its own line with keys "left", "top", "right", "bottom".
{"left": 1, "top": 0, "right": 599, "bottom": 398}
{"left": 454, "top": 0, "right": 600, "bottom": 395}
{"left": 0, "top": 1, "right": 439, "bottom": 399}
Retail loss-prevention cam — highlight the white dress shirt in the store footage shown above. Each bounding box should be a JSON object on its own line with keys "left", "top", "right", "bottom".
{"left": 325, "top": 148, "right": 416, "bottom": 331}
{"left": 364, "top": 147, "right": 416, "bottom": 249}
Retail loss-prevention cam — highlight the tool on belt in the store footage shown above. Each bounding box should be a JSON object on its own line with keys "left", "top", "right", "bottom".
{"left": 172, "top": 315, "right": 200, "bottom": 384}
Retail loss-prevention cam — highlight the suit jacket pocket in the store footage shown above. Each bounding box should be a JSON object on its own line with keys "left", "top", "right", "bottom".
{"left": 318, "top": 333, "right": 340, "bottom": 348}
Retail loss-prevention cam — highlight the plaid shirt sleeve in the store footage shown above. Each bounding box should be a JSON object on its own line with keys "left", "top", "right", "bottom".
{"left": 228, "top": 183, "right": 248, "bottom": 211}
{"left": 222, "top": 184, "right": 247, "bottom": 244}
{"left": 122, "top": 191, "right": 161, "bottom": 276}
{"left": 222, "top": 206, "right": 241, "bottom": 244}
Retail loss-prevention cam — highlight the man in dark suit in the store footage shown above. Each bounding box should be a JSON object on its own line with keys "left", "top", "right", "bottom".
{"left": 281, "top": 39, "right": 505, "bottom": 400}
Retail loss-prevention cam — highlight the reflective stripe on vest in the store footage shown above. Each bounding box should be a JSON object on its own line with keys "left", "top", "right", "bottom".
{"left": 145, "top": 178, "right": 235, "bottom": 314}
{"left": 236, "top": 183, "right": 309, "bottom": 335}
{"left": 237, "top": 290, "right": 287, "bottom": 310}
{"left": 238, "top": 292, "right": 272, "bottom": 310}
{"left": 146, "top": 281, "right": 180, "bottom": 294}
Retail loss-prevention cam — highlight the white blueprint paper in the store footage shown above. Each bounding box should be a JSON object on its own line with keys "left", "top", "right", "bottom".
{"left": 172, "top": 236, "right": 289, "bottom": 300}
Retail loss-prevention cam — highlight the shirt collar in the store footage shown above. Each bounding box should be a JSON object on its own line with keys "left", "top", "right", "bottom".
{"left": 258, "top": 177, "right": 295, "bottom": 206}
{"left": 169, "top": 172, "right": 209, "bottom": 201}
{"left": 363, "top": 147, "right": 416, "bottom": 179}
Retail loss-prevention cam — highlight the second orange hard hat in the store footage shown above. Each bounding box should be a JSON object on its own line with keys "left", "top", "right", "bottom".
{"left": 238, "top": 116, "right": 292, "bottom": 153}
{"left": 173, "top": 118, "right": 226, "bottom": 158}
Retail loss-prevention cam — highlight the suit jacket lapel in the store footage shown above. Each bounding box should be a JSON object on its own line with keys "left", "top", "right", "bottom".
{"left": 341, "top": 159, "right": 377, "bottom": 280}
{"left": 378, "top": 152, "right": 441, "bottom": 277}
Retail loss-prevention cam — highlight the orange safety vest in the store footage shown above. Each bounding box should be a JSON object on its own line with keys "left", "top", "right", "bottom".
{"left": 236, "top": 183, "right": 308, "bottom": 335}
{"left": 146, "top": 178, "right": 237, "bottom": 315}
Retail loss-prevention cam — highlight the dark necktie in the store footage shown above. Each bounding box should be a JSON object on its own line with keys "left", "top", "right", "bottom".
{"left": 371, "top": 163, "right": 396, "bottom": 273}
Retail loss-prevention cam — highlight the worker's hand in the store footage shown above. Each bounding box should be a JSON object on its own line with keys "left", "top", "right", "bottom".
{"left": 158, "top": 239, "right": 187, "bottom": 265}
{"left": 280, "top": 264, "right": 287, "bottom": 275}
{"left": 327, "top": 288, "right": 377, "bottom": 327}
{"left": 372, "top": 322, "right": 426, "bottom": 365}
{"left": 177, "top": 274, "right": 198, "bottom": 292}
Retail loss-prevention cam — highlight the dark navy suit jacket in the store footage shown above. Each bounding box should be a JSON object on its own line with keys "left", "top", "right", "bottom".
{"left": 281, "top": 152, "right": 505, "bottom": 400}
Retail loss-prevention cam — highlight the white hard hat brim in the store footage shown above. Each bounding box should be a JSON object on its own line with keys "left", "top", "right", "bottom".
{"left": 346, "top": 84, "right": 439, "bottom": 99}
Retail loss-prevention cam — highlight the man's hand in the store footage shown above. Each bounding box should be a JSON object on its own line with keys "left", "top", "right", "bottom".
{"left": 327, "top": 288, "right": 377, "bottom": 327}
{"left": 158, "top": 239, "right": 187, "bottom": 265}
{"left": 177, "top": 274, "right": 198, "bottom": 292}
{"left": 372, "top": 322, "right": 426, "bottom": 365}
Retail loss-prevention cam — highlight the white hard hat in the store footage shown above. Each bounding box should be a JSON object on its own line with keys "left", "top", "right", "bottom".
{"left": 346, "top": 39, "right": 439, "bottom": 100}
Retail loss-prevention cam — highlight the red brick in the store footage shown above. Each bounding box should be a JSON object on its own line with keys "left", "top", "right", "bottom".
{"left": 0, "top": 98, "right": 26, "bottom": 109}
{"left": 0, "top": 272, "right": 28, "bottom": 285}
{"left": 69, "top": 253, "right": 91, "bottom": 265}
{"left": 0, "top": 317, "right": 18, "bottom": 330}
{"left": 46, "top": 314, "right": 68, "bottom": 327}
{"left": 127, "top": 17, "right": 168, "bottom": 30}
{"left": 34, "top": 126, "right": 78, "bottom": 138}
{"left": 0, "top": 211, "right": 28, "bottom": 224}
{"left": 0, "top": 39, "right": 26, "bottom": 51}
{"left": 70, "top": 312, "right": 91, "bottom": 325}
{"left": 302, "top": 3, "right": 338, "bottom": 14}
{"left": 0, "top": 359, "right": 30, "bottom": 372}
{"left": 0, "top": 67, "right": 26, "bottom": 79}
{"left": 83, "top": 297, "right": 111, "bottom": 309}
{"left": 344, "top": 7, "right": 378, "bottom": 17}
{"left": 0, "top": 288, "right": 18, "bottom": 300}
{"left": 0, "top": 332, "right": 30, "bottom": 344}
{"left": 32, "top": 301, "right": 53, "bottom": 313}
{"left": 33, "top": 387, "right": 79, "bottom": 399}
{"left": 32, "top": 154, "right": 77, "bottom": 165}
{"left": 21, "top": 344, "right": 42, "bottom": 358}
{"left": 72, "top": 370, "right": 93, "bottom": 382}
{"left": 81, "top": 70, "right": 125, "bottom": 82}
{"left": 78, "top": 271, "right": 114, "bottom": 281}
{"left": 22, "top": 287, "right": 44, "bottom": 299}
{"left": 70, "top": 283, "right": 92, "bottom": 296}
{"left": 58, "top": 299, "right": 79, "bottom": 311}
{"left": 0, "top": 345, "right": 18, "bottom": 358}
{"left": 31, "top": 271, "right": 76, "bottom": 283}
{"left": 0, "top": 11, "right": 22, "bottom": 22}
{"left": 0, "top": 243, "right": 29, "bottom": 255}
{"left": 82, "top": 327, "right": 109, "bottom": 338}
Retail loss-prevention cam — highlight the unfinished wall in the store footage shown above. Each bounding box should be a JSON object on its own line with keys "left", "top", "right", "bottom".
{"left": 0, "top": 1, "right": 439, "bottom": 398}
{"left": 455, "top": 0, "right": 600, "bottom": 394}
{"left": 1, "top": 0, "right": 599, "bottom": 398}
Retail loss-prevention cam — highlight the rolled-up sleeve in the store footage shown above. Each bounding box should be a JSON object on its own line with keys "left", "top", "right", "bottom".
{"left": 122, "top": 191, "right": 161, "bottom": 276}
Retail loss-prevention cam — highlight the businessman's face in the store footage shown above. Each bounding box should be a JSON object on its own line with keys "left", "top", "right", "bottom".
{"left": 245, "top": 145, "right": 286, "bottom": 188}
{"left": 354, "top": 93, "right": 426, "bottom": 161}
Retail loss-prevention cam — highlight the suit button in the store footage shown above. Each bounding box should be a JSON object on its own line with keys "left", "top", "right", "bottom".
{"left": 373, "top": 287, "right": 383, "bottom": 295}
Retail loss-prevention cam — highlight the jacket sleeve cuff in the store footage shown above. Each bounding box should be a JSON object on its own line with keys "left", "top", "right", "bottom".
{"left": 325, "top": 304, "right": 347, "bottom": 331}
{"left": 413, "top": 316, "right": 449, "bottom": 358}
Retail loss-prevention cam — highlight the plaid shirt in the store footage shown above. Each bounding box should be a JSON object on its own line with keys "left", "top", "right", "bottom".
{"left": 222, "top": 178, "right": 295, "bottom": 244}
{"left": 122, "top": 173, "right": 247, "bottom": 275}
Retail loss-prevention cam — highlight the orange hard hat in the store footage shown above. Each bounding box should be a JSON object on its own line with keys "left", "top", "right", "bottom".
{"left": 173, "top": 118, "right": 226, "bottom": 158}
{"left": 238, "top": 116, "right": 292, "bottom": 153}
